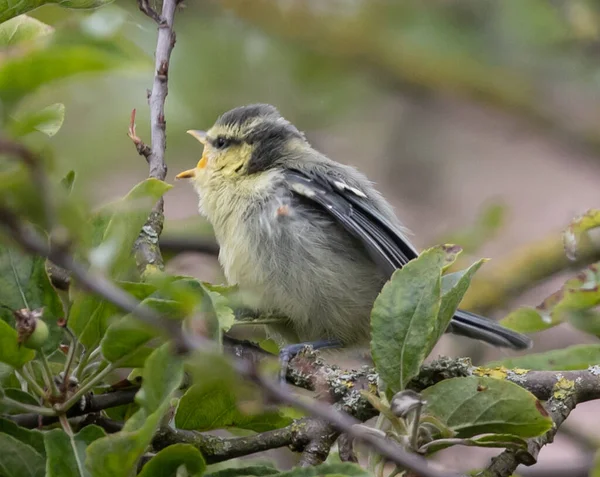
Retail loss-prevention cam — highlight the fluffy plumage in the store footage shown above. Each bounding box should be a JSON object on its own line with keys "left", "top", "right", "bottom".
{"left": 177, "top": 104, "right": 531, "bottom": 350}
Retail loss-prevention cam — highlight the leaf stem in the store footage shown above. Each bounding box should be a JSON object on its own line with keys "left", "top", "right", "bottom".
{"left": 59, "top": 413, "right": 73, "bottom": 436}
{"left": 31, "top": 359, "right": 51, "bottom": 391}
{"left": 61, "top": 332, "right": 78, "bottom": 391}
{"left": 410, "top": 401, "right": 423, "bottom": 451}
{"left": 73, "top": 346, "right": 103, "bottom": 381}
{"left": 59, "top": 413, "right": 88, "bottom": 475}
{"left": 39, "top": 351, "right": 59, "bottom": 397}
{"left": 368, "top": 413, "right": 387, "bottom": 473}
{"left": 16, "top": 366, "right": 45, "bottom": 398}
{"left": 1, "top": 396, "right": 55, "bottom": 416}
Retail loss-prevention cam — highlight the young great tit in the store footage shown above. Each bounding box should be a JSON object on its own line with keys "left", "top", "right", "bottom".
{"left": 176, "top": 104, "right": 531, "bottom": 361}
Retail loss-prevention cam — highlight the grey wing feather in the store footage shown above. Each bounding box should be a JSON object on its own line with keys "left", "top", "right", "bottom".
{"left": 284, "top": 169, "right": 416, "bottom": 276}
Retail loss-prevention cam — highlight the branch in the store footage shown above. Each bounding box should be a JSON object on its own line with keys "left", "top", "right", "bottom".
{"left": 152, "top": 418, "right": 335, "bottom": 465}
{"left": 130, "top": 0, "right": 179, "bottom": 275}
{"left": 9, "top": 388, "right": 138, "bottom": 428}
{"left": 298, "top": 421, "right": 339, "bottom": 467}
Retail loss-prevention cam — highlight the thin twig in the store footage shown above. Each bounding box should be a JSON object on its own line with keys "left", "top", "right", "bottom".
{"left": 127, "top": 109, "right": 152, "bottom": 160}
{"left": 39, "top": 352, "right": 59, "bottom": 397}
{"left": 131, "top": 0, "right": 178, "bottom": 274}
{"left": 60, "top": 326, "right": 78, "bottom": 393}
{"left": 137, "top": 0, "right": 163, "bottom": 24}
{"left": 16, "top": 366, "right": 45, "bottom": 399}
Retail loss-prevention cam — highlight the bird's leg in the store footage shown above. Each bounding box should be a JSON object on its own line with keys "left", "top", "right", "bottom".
{"left": 279, "top": 339, "right": 342, "bottom": 383}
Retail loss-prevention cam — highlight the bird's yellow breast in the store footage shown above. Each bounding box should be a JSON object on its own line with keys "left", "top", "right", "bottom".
{"left": 193, "top": 169, "right": 283, "bottom": 292}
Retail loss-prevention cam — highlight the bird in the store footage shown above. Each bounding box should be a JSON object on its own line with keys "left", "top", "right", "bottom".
{"left": 175, "top": 104, "right": 531, "bottom": 370}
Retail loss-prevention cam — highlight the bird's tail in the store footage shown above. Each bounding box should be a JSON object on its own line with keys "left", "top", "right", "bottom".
{"left": 447, "top": 309, "right": 532, "bottom": 350}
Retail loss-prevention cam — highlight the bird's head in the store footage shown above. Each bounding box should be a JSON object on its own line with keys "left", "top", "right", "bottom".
{"left": 176, "top": 104, "right": 307, "bottom": 185}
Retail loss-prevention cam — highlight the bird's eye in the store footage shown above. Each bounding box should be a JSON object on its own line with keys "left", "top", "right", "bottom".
{"left": 214, "top": 136, "right": 229, "bottom": 149}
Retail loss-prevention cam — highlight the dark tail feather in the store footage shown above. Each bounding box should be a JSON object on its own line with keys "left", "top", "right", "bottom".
{"left": 448, "top": 309, "right": 532, "bottom": 350}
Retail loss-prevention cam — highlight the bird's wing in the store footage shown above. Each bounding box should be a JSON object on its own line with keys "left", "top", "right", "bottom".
{"left": 284, "top": 169, "right": 418, "bottom": 277}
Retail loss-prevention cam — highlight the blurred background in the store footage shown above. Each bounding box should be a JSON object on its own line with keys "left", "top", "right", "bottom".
{"left": 23, "top": 0, "right": 600, "bottom": 473}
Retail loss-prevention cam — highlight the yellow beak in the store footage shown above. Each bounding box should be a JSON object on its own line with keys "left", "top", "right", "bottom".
{"left": 175, "top": 130, "right": 209, "bottom": 179}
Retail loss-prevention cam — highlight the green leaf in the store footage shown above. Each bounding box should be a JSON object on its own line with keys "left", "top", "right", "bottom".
{"left": 0, "top": 433, "right": 45, "bottom": 477}
{"left": 274, "top": 463, "right": 370, "bottom": 476}
{"left": 175, "top": 377, "right": 292, "bottom": 432}
{"left": 0, "top": 243, "right": 64, "bottom": 354}
{"left": 135, "top": 342, "right": 184, "bottom": 415}
{"left": 86, "top": 344, "right": 184, "bottom": 477}
{"left": 69, "top": 281, "right": 156, "bottom": 350}
{"left": 371, "top": 245, "right": 462, "bottom": 393}
{"left": 11, "top": 103, "right": 66, "bottom": 137}
{"left": 433, "top": 259, "right": 486, "bottom": 345}
{"left": 499, "top": 307, "right": 554, "bottom": 334}
{"left": 489, "top": 344, "right": 600, "bottom": 370}
{"left": 0, "top": 417, "right": 45, "bottom": 456}
{"left": 0, "top": 320, "right": 34, "bottom": 367}
{"left": 138, "top": 444, "right": 206, "bottom": 477}
{"left": 200, "top": 282, "right": 235, "bottom": 334}
{"left": 0, "top": 363, "right": 20, "bottom": 388}
{"left": 44, "top": 425, "right": 106, "bottom": 477}
{"left": 564, "top": 209, "right": 600, "bottom": 260}
{"left": 91, "top": 178, "right": 171, "bottom": 278}
{"left": 0, "top": 0, "right": 115, "bottom": 22}
{"left": 0, "top": 15, "right": 53, "bottom": 46}
{"left": 422, "top": 377, "right": 553, "bottom": 438}
{"left": 101, "top": 297, "right": 185, "bottom": 367}
{"left": 206, "top": 466, "right": 279, "bottom": 477}
{"left": 500, "top": 262, "right": 600, "bottom": 333}
{"left": 568, "top": 308, "right": 600, "bottom": 337}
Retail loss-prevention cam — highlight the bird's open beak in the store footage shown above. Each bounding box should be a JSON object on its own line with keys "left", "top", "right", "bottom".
{"left": 187, "top": 130, "right": 207, "bottom": 145}
{"left": 175, "top": 130, "right": 209, "bottom": 179}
